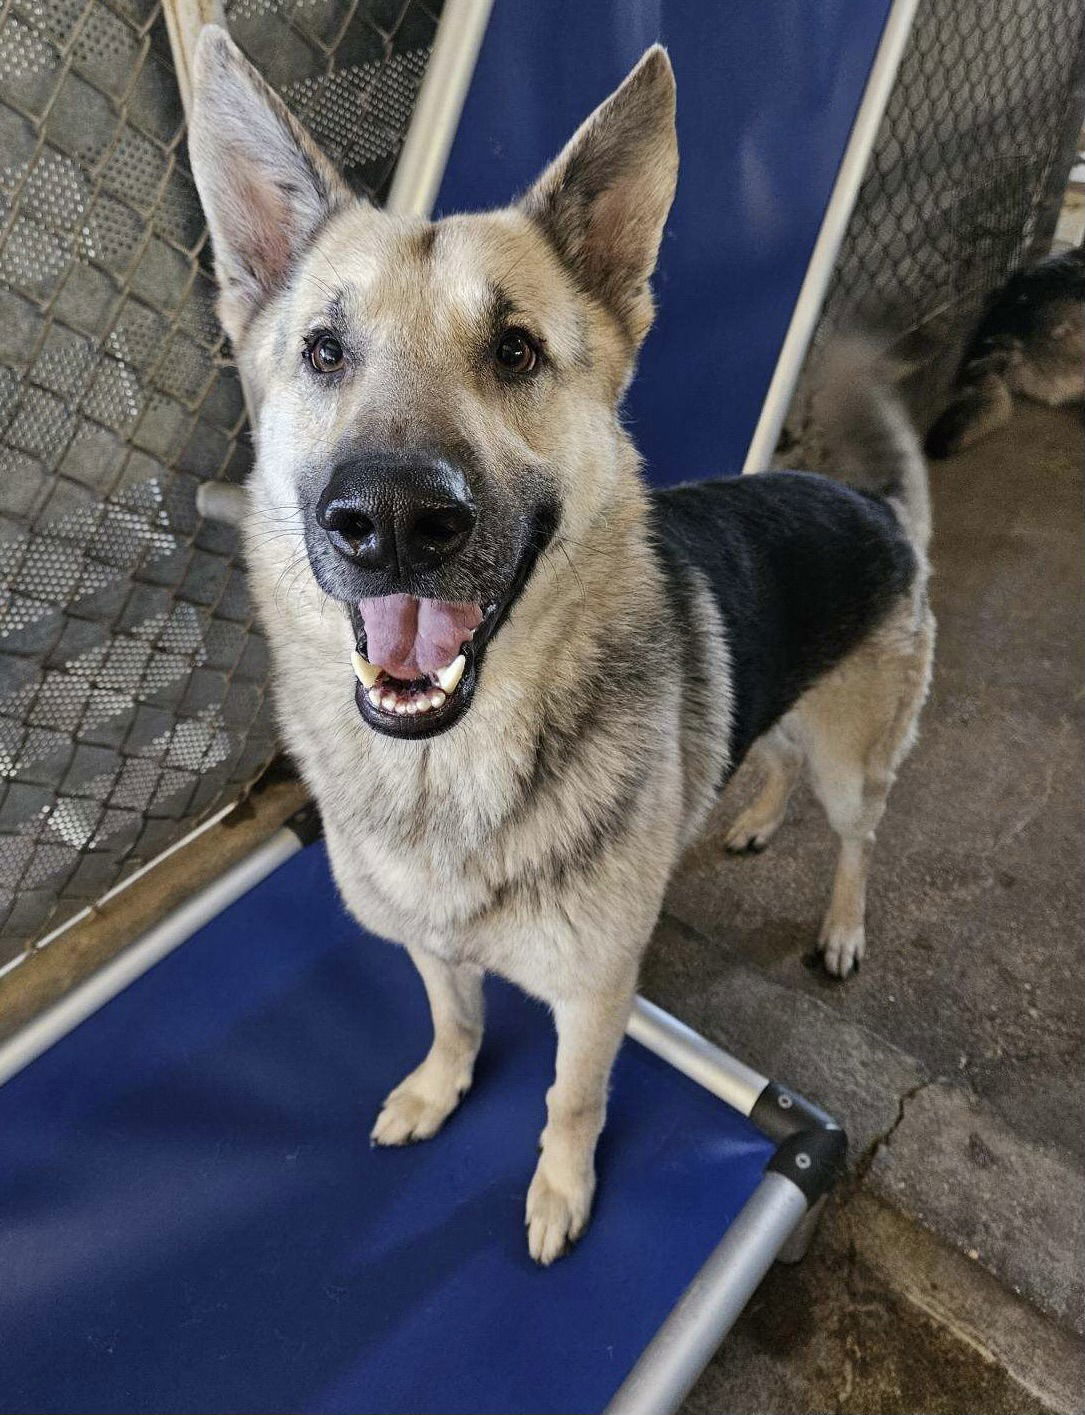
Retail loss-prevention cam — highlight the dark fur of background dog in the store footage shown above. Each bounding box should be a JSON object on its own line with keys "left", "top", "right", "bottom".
{"left": 926, "top": 246, "right": 1085, "bottom": 458}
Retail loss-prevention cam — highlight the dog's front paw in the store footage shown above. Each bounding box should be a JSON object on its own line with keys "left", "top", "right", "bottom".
{"left": 818, "top": 920, "right": 865, "bottom": 978}
{"left": 370, "top": 1061, "right": 471, "bottom": 1146}
{"left": 525, "top": 1161, "right": 595, "bottom": 1266}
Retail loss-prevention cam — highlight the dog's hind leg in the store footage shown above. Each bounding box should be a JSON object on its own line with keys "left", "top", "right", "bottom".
{"left": 724, "top": 725, "right": 804, "bottom": 853}
{"left": 795, "top": 609, "right": 934, "bottom": 978}
{"left": 526, "top": 973, "right": 638, "bottom": 1265}
{"left": 371, "top": 946, "right": 484, "bottom": 1145}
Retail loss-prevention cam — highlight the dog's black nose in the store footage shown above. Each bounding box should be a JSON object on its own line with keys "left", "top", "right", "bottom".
{"left": 317, "top": 456, "right": 475, "bottom": 576}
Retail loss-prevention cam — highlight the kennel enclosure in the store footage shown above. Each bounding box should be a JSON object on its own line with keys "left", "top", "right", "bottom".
{"left": 2, "top": 0, "right": 1083, "bottom": 1409}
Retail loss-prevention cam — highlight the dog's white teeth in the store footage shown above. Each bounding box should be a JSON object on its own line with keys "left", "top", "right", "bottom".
{"left": 351, "top": 650, "right": 381, "bottom": 690}
{"left": 360, "top": 671, "right": 451, "bottom": 717}
{"left": 435, "top": 654, "right": 466, "bottom": 694}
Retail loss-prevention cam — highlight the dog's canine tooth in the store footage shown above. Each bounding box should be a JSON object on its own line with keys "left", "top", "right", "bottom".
{"left": 351, "top": 650, "right": 381, "bottom": 690}
{"left": 436, "top": 654, "right": 466, "bottom": 694}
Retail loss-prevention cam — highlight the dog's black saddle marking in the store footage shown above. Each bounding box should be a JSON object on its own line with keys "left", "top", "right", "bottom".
{"left": 652, "top": 471, "right": 916, "bottom": 771}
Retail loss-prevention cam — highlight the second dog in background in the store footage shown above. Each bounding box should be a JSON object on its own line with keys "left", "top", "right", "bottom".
{"left": 927, "top": 246, "right": 1085, "bottom": 458}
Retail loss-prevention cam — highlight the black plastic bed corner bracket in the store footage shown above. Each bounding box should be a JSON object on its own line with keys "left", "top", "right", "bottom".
{"left": 751, "top": 1081, "right": 848, "bottom": 1205}
{"left": 285, "top": 802, "right": 324, "bottom": 847}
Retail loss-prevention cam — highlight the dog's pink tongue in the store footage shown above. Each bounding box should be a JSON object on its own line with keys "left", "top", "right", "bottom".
{"left": 359, "top": 594, "right": 483, "bottom": 679}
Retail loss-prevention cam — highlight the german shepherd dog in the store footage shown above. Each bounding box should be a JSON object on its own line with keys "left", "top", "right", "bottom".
{"left": 190, "top": 31, "right": 934, "bottom": 1263}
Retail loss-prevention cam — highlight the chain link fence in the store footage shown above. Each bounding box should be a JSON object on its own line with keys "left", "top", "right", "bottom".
{"left": 0, "top": 0, "right": 441, "bottom": 967}
{"left": 3, "top": 0, "right": 1082, "bottom": 970}
{"left": 820, "top": 0, "right": 1085, "bottom": 344}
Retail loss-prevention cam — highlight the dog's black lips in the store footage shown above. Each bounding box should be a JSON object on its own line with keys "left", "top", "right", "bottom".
{"left": 348, "top": 506, "right": 558, "bottom": 740}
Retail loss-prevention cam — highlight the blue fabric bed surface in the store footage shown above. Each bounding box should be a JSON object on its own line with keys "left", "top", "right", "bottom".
{"left": 0, "top": 843, "right": 775, "bottom": 1415}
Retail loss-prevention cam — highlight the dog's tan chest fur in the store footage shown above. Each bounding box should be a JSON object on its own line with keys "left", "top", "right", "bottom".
{"left": 248, "top": 513, "right": 698, "bottom": 997}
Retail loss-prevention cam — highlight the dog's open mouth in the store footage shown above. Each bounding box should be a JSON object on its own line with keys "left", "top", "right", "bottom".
{"left": 348, "top": 594, "right": 491, "bottom": 739}
{"left": 341, "top": 506, "right": 557, "bottom": 740}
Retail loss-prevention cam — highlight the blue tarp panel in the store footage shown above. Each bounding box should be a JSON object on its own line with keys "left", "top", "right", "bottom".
{"left": 0, "top": 843, "right": 775, "bottom": 1415}
{"left": 438, "top": 0, "right": 894, "bottom": 484}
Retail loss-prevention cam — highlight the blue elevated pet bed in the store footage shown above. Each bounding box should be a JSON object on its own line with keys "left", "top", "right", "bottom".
{"left": 0, "top": 835, "right": 842, "bottom": 1415}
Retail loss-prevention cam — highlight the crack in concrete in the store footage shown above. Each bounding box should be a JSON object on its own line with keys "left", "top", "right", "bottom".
{"left": 851, "top": 1076, "right": 935, "bottom": 1186}
{"left": 829, "top": 1074, "right": 1084, "bottom": 1414}
{"left": 828, "top": 1080, "right": 938, "bottom": 1412}
{"left": 791, "top": 1078, "right": 942, "bottom": 1414}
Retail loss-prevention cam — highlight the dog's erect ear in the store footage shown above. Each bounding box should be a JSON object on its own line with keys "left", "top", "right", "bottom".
{"left": 520, "top": 46, "right": 677, "bottom": 346}
{"left": 188, "top": 25, "right": 352, "bottom": 342}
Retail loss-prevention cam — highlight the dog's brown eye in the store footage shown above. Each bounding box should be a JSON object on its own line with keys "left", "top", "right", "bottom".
{"left": 495, "top": 328, "right": 538, "bottom": 376}
{"left": 308, "top": 334, "right": 344, "bottom": 374}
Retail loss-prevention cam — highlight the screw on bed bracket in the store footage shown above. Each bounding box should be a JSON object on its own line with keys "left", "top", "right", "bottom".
{"left": 751, "top": 1081, "right": 848, "bottom": 1205}
{"left": 285, "top": 802, "right": 324, "bottom": 847}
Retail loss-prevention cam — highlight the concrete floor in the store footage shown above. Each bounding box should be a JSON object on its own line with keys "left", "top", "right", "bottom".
{"left": 682, "top": 1194, "right": 1076, "bottom": 1415}
{"left": 643, "top": 401, "right": 1084, "bottom": 1410}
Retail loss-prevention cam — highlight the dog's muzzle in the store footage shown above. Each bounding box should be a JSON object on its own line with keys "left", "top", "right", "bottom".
{"left": 310, "top": 455, "right": 558, "bottom": 741}
{"left": 347, "top": 514, "right": 559, "bottom": 742}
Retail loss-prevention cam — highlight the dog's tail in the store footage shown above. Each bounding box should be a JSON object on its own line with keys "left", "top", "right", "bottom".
{"left": 803, "top": 334, "right": 932, "bottom": 553}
